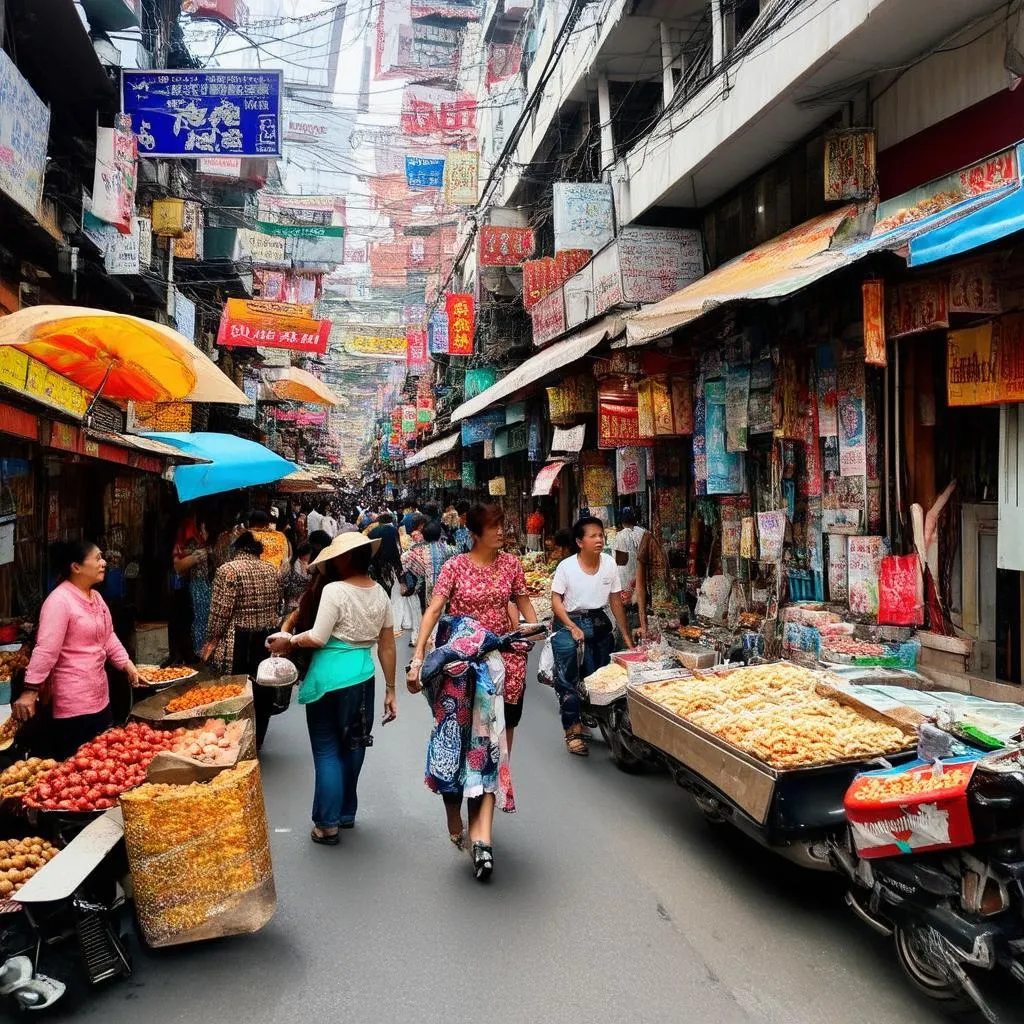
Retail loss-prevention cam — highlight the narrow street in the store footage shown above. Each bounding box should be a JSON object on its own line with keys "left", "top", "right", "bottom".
{"left": 50, "top": 655, "right": 946, "bottom": 1024}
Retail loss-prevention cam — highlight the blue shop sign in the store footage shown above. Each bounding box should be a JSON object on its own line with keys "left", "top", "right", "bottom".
{"left": 406, "top": 156, "right": 445, "bottom": 189}
{"left": 461, "top": 409, "right": 506, "bottom": 445}
{"left": 121, "top": 69, "right": 283, "bottom": 158}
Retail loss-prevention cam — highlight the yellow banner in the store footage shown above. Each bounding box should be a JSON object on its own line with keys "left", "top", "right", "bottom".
{"left": 0, "top": 347, "right": 90, "bottom": 418}
{"left": 948, "top": 314, "right": 1024, "bottom": 406}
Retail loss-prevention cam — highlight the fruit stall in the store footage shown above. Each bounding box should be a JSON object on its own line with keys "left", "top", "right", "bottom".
{"left": 0, "top": 675, "right": 274, "bottom": 1010}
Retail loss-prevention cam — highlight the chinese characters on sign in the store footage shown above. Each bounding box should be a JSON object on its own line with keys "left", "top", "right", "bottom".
{"left": 445, "top": 293, "right": 474, "bottom": 355}
{"left": 947, "top": 314, "right": 1024, "bottom": 406}
{"left": 121, "top": 69, "right": 283, "bottom": 158}
{"left": 406, "top": 327, "right": 429, "bottom": 372}
{"left": 479, "top": 226, "right": 535, "bottom": 266}
{"left": 216, "top": 298, "right": 331, "bottom": 354}
{"left": 598, "top": 401, "right": 649, "bottom": 449}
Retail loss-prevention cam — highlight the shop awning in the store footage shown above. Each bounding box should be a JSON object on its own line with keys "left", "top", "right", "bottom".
{"left": 625, "top": 207, "right": 857, "bottom": 347}
{"left": 275, "top": 468, "right": 334, "bottom": 493}
{"left": 141, "top": 432, "right": 297, "bottom": 501}
{"left": 533, "top": 460, "right": 568, "bottom": 496}
{"left": 451, "top": 315, "right": 623, "bottom": 423}
{"left": 84, "top": 429, "right": 211, "bottom": 464}
{"left": 405, "top": 431, "right": 460, "bottom": 467}
{"left": 261, "top": 367, "right": 344, "bottom": 407}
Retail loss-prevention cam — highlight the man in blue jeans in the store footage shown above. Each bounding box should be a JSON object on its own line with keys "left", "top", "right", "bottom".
{"left": 550, "top": 517, "right": 634, "bottom": 757}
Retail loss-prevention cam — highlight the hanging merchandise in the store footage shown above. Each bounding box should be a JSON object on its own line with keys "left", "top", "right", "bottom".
{"left": 582, "top": 462, "right": 615, "bottom": 507}
{"left": 650, "top": 377, "right": 674, "bottom": 436}
{"left": 740, "top": 516, "right": 757, "bottom": 560}
{"left": 152, "top": 197, "right": 186, "bottom": 237}
{"left": 827, "top": 533, "right": 849, "bottom": 602}
{"left": 848, "top": 536, "right": 888, "bottom": 618}
{"left": 445, "top": 293, "right": 474, "bottom": 355}
{"left": 837, "top": 359, "right": 867, "bottom": 477}
{"left": 92, "top": 118, "right": 138, "bottom": 234}
{"left": 757, "top": 510, "right": 787, "bottom": 563}
{"left": 488, "top": 476, "right": 506, "bottom": 497}
{"left": 692, "top": 383, "right": 707, "bottom": 496}
{"left": 800, "top": 365, "right": 822, "bottom": 499}
{"left": 174, "top": 201, "right": 204, "bottom": 260}
{"left": 817, "top": 345, "right": 838, "bottom": 436}
{"left": 616, "top": 446, "right": 646, "bottom": 495}
{"left": 862, "top": 280, "right": 887, "bottom": 367}
{"left": 948, "top": 261, "right": 1001, "bottom": 314}
{"left": 546, "top": 374, "right": 596, "bottom": 425}
{"left": 725, "top": 365, "right": 750, "bottom": 452}
{"left": 479, "top": 226, "right": 535, "bottom": 266}
{"left": 636, "top": 379, "right": 656, "bottom": 439}
{"left": 444, "top": 150, "right": 479, "bottom": 205}
{"left": 669, "top": 377, "right": 693, "bottom": 435}
{"left": 462, "top": 460, "right": 476, "bottom": 487}
{"left": 598, "top": 400, "right": 647, "bottom": 448}
{"left": 886, "top": 279, "right": 949, "bottom": 337}
{"left": 704, "top": 379, "right": 744, "bottom": 494}
{"left": 878, "top": 554, "right": 924, "bottom": 626}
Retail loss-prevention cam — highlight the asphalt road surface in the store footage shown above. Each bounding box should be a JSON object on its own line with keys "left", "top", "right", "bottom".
{"left": 49, "top": 651, "right": 955, "bottom": 1024}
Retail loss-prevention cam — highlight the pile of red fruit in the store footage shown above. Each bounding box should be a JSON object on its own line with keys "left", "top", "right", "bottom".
{"left": 24, "top": 722, "right": 183, "bottom": 812}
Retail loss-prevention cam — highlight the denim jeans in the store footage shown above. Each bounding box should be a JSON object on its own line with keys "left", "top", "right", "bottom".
{"left": 550, "top": 613, "right": 614, "bottom": 730}
{"left": 305, "top": 678, "right": 374, "bottom": 828}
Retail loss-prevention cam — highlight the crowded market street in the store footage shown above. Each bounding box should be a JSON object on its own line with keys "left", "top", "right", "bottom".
{"left": 43, "top": 649, "right": 947, "bottom": 1024}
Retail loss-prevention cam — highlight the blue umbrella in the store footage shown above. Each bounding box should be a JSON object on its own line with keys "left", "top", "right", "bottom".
{"left": 143, "top": 432, "right": 297, "bottom": 501}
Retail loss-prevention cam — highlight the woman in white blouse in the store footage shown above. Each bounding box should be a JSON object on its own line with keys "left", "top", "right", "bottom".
{"left": 267, "top": 533, "right": 397, "bottom": 845}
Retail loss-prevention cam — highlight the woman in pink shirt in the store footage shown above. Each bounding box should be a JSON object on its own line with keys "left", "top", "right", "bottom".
{"left": 13, "top": 541, "right": 139, "bottom": 759}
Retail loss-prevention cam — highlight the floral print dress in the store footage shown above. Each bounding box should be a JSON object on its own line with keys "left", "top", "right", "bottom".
{"left": 432, "top": 553, "right": 529, "bottom": 704}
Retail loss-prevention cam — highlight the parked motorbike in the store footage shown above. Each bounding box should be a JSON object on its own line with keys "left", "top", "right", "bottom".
{"left": 831, "top": 752, "right": 1024, "bottom": 1021}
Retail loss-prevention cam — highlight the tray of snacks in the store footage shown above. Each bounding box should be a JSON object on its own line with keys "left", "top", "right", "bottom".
{"left": 627, "top": 661, "right": 917, "bottom": 825}
{"left": 581, "top": 663, "right": 630, "bottom": 706}
{"left": 136, "top": 665, "right": 199, "bottom": 687}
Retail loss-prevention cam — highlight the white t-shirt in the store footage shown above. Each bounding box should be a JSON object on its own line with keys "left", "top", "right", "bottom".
{"left": 307, "top": 509, "right": 324, "bottom": 535}
{"left": 614, "top": 525, "right": 648, "bottom": 601}
{"left": 319, "top": 515, "right": 339, "bottom": 539}
{"left": 551, "top": 554, "right": 622, "bottom": 613}
{"left": 303, "top": 580, "right": 394, "bottom": 647}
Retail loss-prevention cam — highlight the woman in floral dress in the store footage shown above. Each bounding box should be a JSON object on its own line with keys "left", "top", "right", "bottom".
{"left": 407, "top": 503, "right": 539, "bottom": 880}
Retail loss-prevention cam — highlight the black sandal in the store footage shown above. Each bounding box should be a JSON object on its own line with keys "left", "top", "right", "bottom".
{"left": 471, "top": 842, "right": 493, "bottom": 881}
{"left": 311, "top": 827, "right": 340, "bottom": 846}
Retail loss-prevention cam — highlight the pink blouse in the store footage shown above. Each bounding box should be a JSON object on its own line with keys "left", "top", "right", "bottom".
{"left": 24, "top": 581, "right": 130, "bottom": 719}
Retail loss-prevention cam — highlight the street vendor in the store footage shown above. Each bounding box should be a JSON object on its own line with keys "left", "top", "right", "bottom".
{"left": 13, "top": 541, "right": 141, "bottom": 760}
{"left": 549, "top": 517, "right": 633, "bottom": 757}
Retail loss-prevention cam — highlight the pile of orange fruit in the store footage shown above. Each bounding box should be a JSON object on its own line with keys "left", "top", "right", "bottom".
{"left": 166, "top": 683, "right": 244, "bottom": 713}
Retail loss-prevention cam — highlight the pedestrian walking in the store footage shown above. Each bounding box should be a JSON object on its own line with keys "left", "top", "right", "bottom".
{"left": 407, "top": 503, "right": 539, "bottom": 878}
{"left": 550, "top": 517, "right": 634, "bottom": 757}
{"left": 613, "top": 506, "right": 652, "bottom": 639}
{"left": 202, "top": 531, "right": 282, "bottom": 750}
{"left": 267, "top": 533, "right": 397, "bottom": 845}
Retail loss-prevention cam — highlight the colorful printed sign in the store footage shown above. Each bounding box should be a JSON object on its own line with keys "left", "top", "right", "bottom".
{"left": 862, "top": 279, "right": 886, "bottom": 367}
{"left": 405, "top": 155, "right": 445, "bottom": 189}
{"left": 428, "top": 308, "right": 449, "bottom": 354}
{"left": 947, "top": 315, "right": 1024, "bottom": 406}
{"left": 0, "top": 51, "right": 50, "bottom": 218}
{"left": 241, "top": 229, "right": 288, "bottom": 264}
{"left": 217, "top": 298, "right": 331, "bottom": 354}
{"left": 446, "top": 293, "right": 474, "bottom": 355}
{"left": 92, "top": 123, "right": 137, "bottom": 234}
{"left": 344, "top": 334, "right": 407, "bottom": 359}
{"left": 406, "top": 327, "right": 429, "bottom": 373}
{"left": 598, "top": 401, "right": 649, "bottom": 449}
{"left": 479, "top": 225, "right": 535, "bottom": 266}
{"left": 837, "top": 360, "right": 866, "bottom": 477}
{"left": 444, "top": 149, "right": 478, "bottom": 205}
{"left": 949, "top": 262, "right": 1001, "bottom": 314}
{"left": 461, "top": 408, "right": 506, "bottom": 445}
{"left": 593, "top": 227, "right": 705, "bottom": 309}
{"left": 523, "top": 256, "right": 557, "bottom": 309}
{"left": 531, "top": 288, "right": 566, "bottom": 346}
{"left": 824, "top": 129, "right": 876, "bottom": 201}
{"left": 886, "top": 279, "right": 948, "bottom": 337}
{"left": 121, "top": 69, "right": 283, "bottom": 158}
{"left": 848, "top": 536, "right": 887, "bottom": 618}
{"left": 553, "top": 182, "right": 614, "bottom": 253}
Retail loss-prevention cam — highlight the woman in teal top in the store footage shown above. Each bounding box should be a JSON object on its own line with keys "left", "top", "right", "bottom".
{"left": 268, "top": 532, "right": 397, "bottom": 845}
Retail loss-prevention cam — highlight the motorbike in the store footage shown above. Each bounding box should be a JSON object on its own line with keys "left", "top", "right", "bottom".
{"left": 831, "top": 750, "right": 1024, "bottom": 1021}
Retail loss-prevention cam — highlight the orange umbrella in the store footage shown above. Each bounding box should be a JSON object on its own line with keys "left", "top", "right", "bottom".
{"left": 0, "top": 306, "right": 249, "bottom": 404}
{"left": 262, "top": 366, "right": 342, "bottom": 407}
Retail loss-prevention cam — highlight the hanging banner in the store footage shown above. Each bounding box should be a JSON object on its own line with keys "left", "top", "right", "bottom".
{"left": 523, "top": 257, "right": 556, "bottom": 309}
{"left": 444, "top": 149, "right": 478, "bottom": 206}
{"left": 817, "top": 345, "right": 838, "bottom": 436}
{"left": 670, "top": 377, "right": 693, "bottom": 435}
{"left": 725, "top": 366, "right": 750, "bottom": 452}
{"left": 616, "top": 446, "right": 646, "bottom": 495}
{"left": 92, "top": 122, "right": 137, "bottom": 234}
{"left": 173, "top": 201, "right": 204, "bottom": 260}
{"left": 405, "top": 155, "right": 445, "bottom": 189}
{"left": 862, "top": 279, "right": 886, "bottom": 367}
{"left": 121, "top": 69, "right": 282, "bottom": 159}
{"left": 837, "top": 360, "right": 867, "bottom": 477}
{"left": 885, "top": 279, "right": 949, "bottom": 337}
{"left": 582, "top": 463, "right": 615, "bottom": 506}
{"left": 0, "top": 51, "right": 50, "bottom": 218}
{"left": 486, "top": 43, "right": 523, "bottom": 89}
{"left": 343, "top": 333, "right": 407, "bottom": 359}
{"left": 705, "top": 379, "right": 744, "bottom": 495}
{"left": 400, "top": 86, "right": 476, "bottom": 136}
{"left": 445, "top": 293, "right": 474, "bottom": 355}
{"left": 216, "top": 298, "right": 331, "bottom": 355}
{"left": 552, "top": 182, "right": 615, "bottom": 253}
{"left": 406, "top": 327, "right": 429, "bottom": 373}
{"left": 479, "top": 225, "right": 535, "bottom": 266}
{"left": 555, "top": 249, "right": 592, "bottom": 285}
{"left": 462, "top": 460, "right": 476, "bottom": 487}
{"left": 848, "top": 536, "right": 887, "bottom": 618}
{"left": 598, "top": 401, "right": 649, "bottom": 449}
{"left": 174, "top": 290, "right": 197, "bottom": 342}
{"left": 533, "top": 461, "right": 566, "bottom": 496}
{"left": 464, "top": 367, "right": 496, "bottom": 397}
{"left": 531, "top": 288, "right": 566, "bottom": 346}
{"left": 948, "top": 314, "right": 1024, "bottom": 406}
{"left": 428, "top": 308, "right": 449, "bottom": 354}
{"left": 254, "top": 221, "right": 344, "bottom": 238}
{"left": 494, "top": 421, "right": 529, "bottom": 457}
{"left": 240, "top": 229, "right": 288, "bottom": 265}
{"left": 564, "top": 263, "right": 595, "bottom": 328}
{"left": 182, "top": 0, "right": 242, "bottom": 25}
{"left": 823, "top": 129, "right": 877, "bottom": 201}
{"left": 198, "top": 155, "right": 243, "bottom": 177}
{"left": 949, "top": 261, "right": 1001, "bottom": 314}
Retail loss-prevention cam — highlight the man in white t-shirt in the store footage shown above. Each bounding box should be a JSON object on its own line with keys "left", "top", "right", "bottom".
{"left": 614, "top": 506, "right": 652, "bottom": 638}
{"left": 307, "top": 505, "right": 325, "bottom": 536}
{"left": 550, "top": 516, "right": 634, "bottom": 757}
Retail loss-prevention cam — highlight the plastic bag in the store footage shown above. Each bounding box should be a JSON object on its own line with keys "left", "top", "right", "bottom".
{"left": 537, "top": 637, "right": 554, "bottom": 685}
{"left": 255, "top": 654, "right": 298, "bottom": 688}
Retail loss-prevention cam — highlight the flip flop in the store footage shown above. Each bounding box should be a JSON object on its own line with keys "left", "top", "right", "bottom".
{"left": 310, "top": 827, "right": 340, "bottom": 846}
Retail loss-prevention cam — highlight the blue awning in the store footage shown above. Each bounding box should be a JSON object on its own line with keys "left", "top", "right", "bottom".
{"left": 142, "top": 432, "right": 297, "bottom": 501}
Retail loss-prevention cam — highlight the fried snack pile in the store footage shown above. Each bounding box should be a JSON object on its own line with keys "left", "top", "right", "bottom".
{"left": 0, "top": 758, "right": 58, "bottom": 800}
{"left": 0, "top": 649, "right": 29, "bottom": 680}
{"left": 584, "top": 663, "right": 629, "bottom": 695}
{"left": 0, "top": 716, "right": 20, "bottom": 749}
{"left": 0, "top": 837, "right": 58, "bottom": 897}
{"left": 166, "top": 683, "right": 243, "bottom": 713}
{"left": 638, "top": 663, "right": 910, "bottom": 769}
{"left": 120, "top": 760, "right": 274, "bottom": 946}
{"left": 138, "top": 666, "right": 195, "bottom": 684}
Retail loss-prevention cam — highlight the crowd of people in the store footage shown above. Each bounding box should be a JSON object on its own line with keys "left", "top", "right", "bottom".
{"left": 10, "top": 495, "right": 653, "bottom": 883}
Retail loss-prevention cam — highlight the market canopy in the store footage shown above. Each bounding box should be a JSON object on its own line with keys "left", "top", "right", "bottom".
{"left": 142, "top": 432, "right": 296, "bottom": 501}
{"left": 624, "top": 206, "right": 857, "bottom": 347}
{"left": 275, "top": 468, "right": 335, "bottom": 493}
{"left": 450, "top": 315, "right": 623, "bottom": 424}
{"left": 262, "top": 367, "right": 344, "bottom": 407}
{"left": 0, "top": 306, "right": 249, "bottom": 405}
{"left": 405, "top": 431, "right": 460, "bottom": 467}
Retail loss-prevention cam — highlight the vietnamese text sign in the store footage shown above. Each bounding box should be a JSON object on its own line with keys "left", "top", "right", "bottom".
{"left": 121, "top": 69, "right": 283, "bottom": 158}
{"left": 217, "top": 298, "right": 330, "bottom": 354}
{"left": 0, "top": 51, "right": 50, "bottom": 218}
{"left": 553, "top": 182, "right": 614, "bottom": 253}
{"left": 92, "top": 124, "right": 137, "bottom": 234}
{"left": 531, "top": 288, "right": 566, "bottom": 346}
